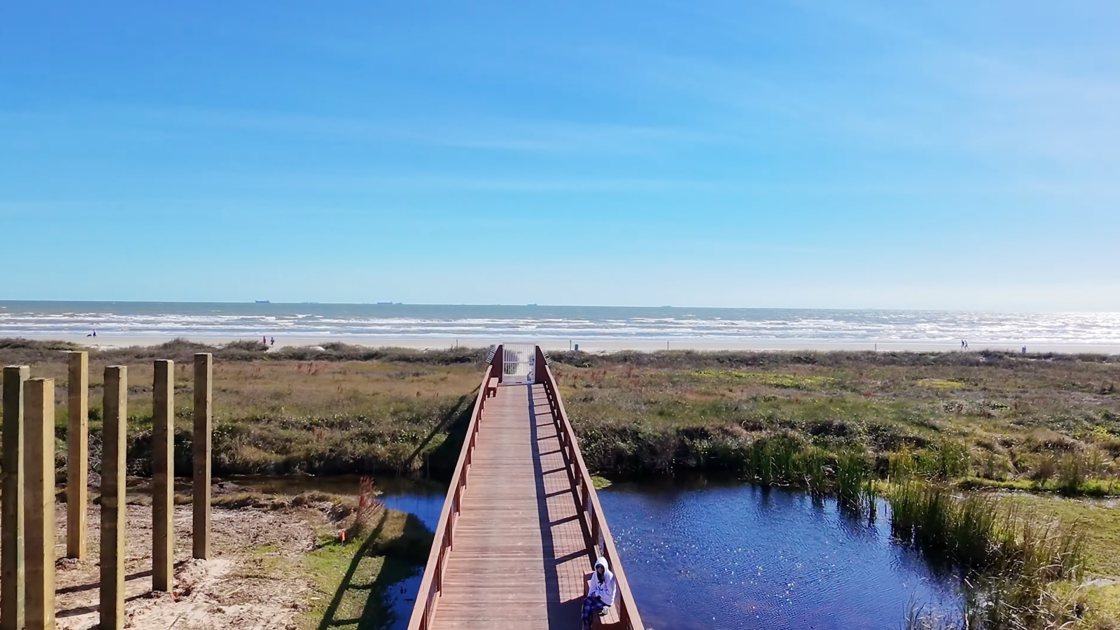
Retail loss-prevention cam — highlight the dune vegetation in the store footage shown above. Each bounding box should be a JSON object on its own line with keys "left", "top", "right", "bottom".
{"left": 5, "top": 339, "right": 1120, "bottom": 628}
{"left": 551, "top": 349, "right": 1120, "bottom": 496}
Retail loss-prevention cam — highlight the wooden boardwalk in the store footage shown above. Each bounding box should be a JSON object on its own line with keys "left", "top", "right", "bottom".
{"left": 408, "top": 345, "right": 644, "bottom": 630}
{"left": 432, "top": 383, "right": 588, "bottom": 626}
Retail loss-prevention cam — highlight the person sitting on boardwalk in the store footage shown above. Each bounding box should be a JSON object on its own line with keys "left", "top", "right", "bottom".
{"left": 582, "top": 557, "right": 617, "bottom": 629}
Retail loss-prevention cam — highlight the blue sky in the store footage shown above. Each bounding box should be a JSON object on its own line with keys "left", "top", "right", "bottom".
{"left": 2, "top": 1, "right": 1118, "bottom": 310}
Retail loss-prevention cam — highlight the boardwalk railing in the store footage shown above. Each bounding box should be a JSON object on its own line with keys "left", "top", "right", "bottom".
{"left": 536, "top": 346, "right": 646, "bottom": 630}
{"left": 406, "top": 359, "right": 497, "bottom": 630}
{"left": 407, "top": 345, "right": 643, "bottom": 630}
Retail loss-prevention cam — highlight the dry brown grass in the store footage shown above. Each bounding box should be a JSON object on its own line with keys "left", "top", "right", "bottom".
{"left": 1, "top": 340, "right": 482, "bottom": 478}
{"left": 5, "top": 339, "right": 1120, "bottom": 493}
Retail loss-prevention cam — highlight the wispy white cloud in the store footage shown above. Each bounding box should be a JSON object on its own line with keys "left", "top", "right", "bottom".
{"left": 598, "top": 3, "right": 1120, "bottom": 179}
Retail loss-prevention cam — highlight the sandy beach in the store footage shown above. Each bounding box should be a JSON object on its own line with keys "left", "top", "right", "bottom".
{"left": 15, "top": 334, "right": 1120, "bottom": 354}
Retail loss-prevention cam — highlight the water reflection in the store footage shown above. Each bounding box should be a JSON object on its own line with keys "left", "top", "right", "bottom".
{"left": 231, "top": 474, "right": 959, "bottom": 629}
{"left": 600, "top": 479, "right": 960, "bottom": 630}
{"left": 369, "top": 480, "right": 444, "bottom": 630}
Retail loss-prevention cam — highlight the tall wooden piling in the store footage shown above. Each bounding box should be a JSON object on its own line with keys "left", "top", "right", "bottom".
{"left": 193, "top": 353, "right": 212, "bottom": 559}
{"left": 67, "top": 351, "right": 89, "bottom": 559}
{"left": 100, "top": 366, "right": 127, "bottom": 630}
{"left": 152, "top": 360, "right": 175, "bottom": 591}
{"left": 1, "top": 365, "right": 30, "bottom": 630}
{"left": 25, "top": 378, "right": 56, "bottom": 630}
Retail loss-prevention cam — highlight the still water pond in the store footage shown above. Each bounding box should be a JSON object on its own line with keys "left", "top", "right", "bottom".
{"left": 600, "top": 479, "right": 960, "bottom": 630}
{"left": 236, "top": 475, "right": 959, "bottom": 629}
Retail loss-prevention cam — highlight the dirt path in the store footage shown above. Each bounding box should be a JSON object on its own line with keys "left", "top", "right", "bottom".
{"left": 50, "top": 499, "right": 339, "bottom": 630}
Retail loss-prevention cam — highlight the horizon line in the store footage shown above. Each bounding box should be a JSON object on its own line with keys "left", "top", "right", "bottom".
{"left": 0, "top": 299, "right": 1117, "bottom": 315}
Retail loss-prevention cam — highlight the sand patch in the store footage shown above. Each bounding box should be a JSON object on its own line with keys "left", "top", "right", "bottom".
{"left": 47, "top": 499, "right": 338, "bottom": 630}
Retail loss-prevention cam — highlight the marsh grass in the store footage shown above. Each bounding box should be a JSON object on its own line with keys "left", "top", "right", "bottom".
{"left": 1, "top": 341, "right": 482, "bottom": 480}
{"left": 889, "top": 483, "right": 1083, "bottom": 580}
{"left": 693, "top": 369, "right": 836, "bottom": 389}
{"left": 918, "top": 379, "right": 968, "bottom": 390}
{"left": 8, "top": 340, "right": 1117, "bottom": 627}
{"left": 690, "top": 431, "right": 879, "bottom": 511}
{"left": 891, "top": 482, "right": 1089, "bottom": 629}
{"left": 6, "top": 339, "right": 1120, "bottom": 499}
{"left": 558, "top": 350, "right": 1120, "bottom": 496}
{"left": 903, "top": 574, "right": 1092, "bottom": 630}
{"left": 835, "top": 450, "right": 869, "bottom": 505}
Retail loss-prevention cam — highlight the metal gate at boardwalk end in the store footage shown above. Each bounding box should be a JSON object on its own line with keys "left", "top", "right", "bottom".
{"left": 501, "top": 343, "right": 536, "bottom": 384}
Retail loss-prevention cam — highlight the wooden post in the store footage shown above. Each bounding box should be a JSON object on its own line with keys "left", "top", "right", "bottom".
{"left": 25, "top": 378, "right": 56, "bottom": 630}
{"left": 67, "top": 351, "right": 88, "bottom": 559}
{"left": 1, "top": 365, "right": 29, "bottom": 630}
{"left": 193, "top": 353, "right": 212, "bottom": 559}
{"left": 152, "top": 359, "right": 174, "bottom": 591}
{"left": 100, "top": 366, "right": 127, "bottom": 630}
{"left": 534, "top": 345, "right": 548, "bottom": 386}
{"left": 489, "top": 344, "right": 503, "bottom": 384}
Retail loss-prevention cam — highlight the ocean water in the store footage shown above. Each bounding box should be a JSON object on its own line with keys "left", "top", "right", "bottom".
{"left": 1, "top": 301, "right": 1118, "bottom": 344}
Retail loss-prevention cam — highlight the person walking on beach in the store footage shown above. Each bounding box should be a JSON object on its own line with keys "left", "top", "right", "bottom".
{"left": 270, "top": 336, "right": 275, "bottom": 347}
{"left": 581, "top": 557, "right": 616, "bottom": 629}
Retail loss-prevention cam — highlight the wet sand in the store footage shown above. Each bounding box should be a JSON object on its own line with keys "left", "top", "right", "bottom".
{"left": 19, "top": 334, "right": 1120, "bottom": 354}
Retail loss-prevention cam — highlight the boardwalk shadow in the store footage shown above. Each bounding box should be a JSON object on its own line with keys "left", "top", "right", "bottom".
{"left": 56, "top": 569, "right": 153, "bottom": 618}
{"left": 57, "top": 591, "right": 148, "bottom": 619}
{"left": 315, "top": 510, "right": 432, "bottom": 630}
{"left": 56, "top": 569, "right": 151, "bottom": 596}
{"left": 528, "top": 384, "right": 587, "bottom": 628}
{"left": 401, "top": 392, "right": 476, "bottom": 479}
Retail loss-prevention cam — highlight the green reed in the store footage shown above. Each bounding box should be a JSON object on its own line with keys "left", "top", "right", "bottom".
{"left": 893, "top": 483, "right": 1087, "bottom": 629}
{"left": 889, "top": 482, "right": 1083, "bottom": 581}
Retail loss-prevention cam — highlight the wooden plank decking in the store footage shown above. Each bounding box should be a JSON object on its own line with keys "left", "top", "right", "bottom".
{"left": 408, "top": 346, "right": 643, "bottom": 630}
{"left": 430, "top": 383, "right": 591, "bottom": 628}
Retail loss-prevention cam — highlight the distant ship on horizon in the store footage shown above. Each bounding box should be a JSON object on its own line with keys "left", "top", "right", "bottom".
{"left": 254, "top": 300, "right": 270, "bottom": 304}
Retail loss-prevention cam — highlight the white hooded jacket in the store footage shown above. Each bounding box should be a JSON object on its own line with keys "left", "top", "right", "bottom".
{"left": 588, "top": 557, "right": 617, "bottom": 607}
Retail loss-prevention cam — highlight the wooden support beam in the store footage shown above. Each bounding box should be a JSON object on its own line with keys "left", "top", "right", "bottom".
{"left": 100, "top": 366, "right": 127, "bottom": 630}
{"left": 152, "top": 359, "right": 175, "bottom": 591}
{"left": 67, "top": 351, "right": 88, "bottom": 559}
{"left": 193, "top": 353, "right": 212, "bottom": 559}
{"left": 489, "top": 344, "right": 504, "bottom": 383}
{"left": 2, "top": 365, "right": 29, "bottom": 630}
{"left": 25, "top": 378, "right": 56, "bottom": 630}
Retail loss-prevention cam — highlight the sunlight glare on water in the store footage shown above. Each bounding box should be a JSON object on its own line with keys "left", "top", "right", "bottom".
{"left": 599, "top": 480, "right": 959, "bottom": 630}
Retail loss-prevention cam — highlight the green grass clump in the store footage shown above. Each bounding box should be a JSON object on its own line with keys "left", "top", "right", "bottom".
{"left": 891, "top": 482, "right": 1091, "bottom": 630}
{"left": 693, "top": 369, "right": 836, "bottom": 389}
{"left": 889, "top": 483, "right": 1083, "bottom": 579}
{"left": 302, "top": 507, "right": 432, "bottom": 630}
{"left": 917, "top": 378, "right": 967, "bottom": 390}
